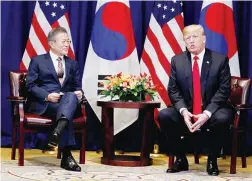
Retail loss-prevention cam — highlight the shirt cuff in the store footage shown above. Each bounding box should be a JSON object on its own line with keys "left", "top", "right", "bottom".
{"left": 179, "top": 108, "right": 188, "bottom": 115}
{"left": 203, "top": 110, "right": 212, "bottom": 119}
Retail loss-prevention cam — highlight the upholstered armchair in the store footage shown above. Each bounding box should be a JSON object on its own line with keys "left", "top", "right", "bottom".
{"left": 7, "top": 71, "right": 87, "bottom": 166}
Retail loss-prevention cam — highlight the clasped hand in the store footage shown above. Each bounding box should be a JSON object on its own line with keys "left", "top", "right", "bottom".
{"left": 182, "top": 110, "right": 209, "bottom": 133}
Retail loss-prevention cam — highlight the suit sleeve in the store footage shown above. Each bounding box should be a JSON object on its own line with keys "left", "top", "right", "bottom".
{"left": 26, "top": 58, "right": 49, "bottom": 101}
{"left": 72, "top": 61, "right": 84, "bottom": 94}
{"left": 206, "top": 57, "right": 231, "bottom": 114}
{"left": 168, "top": 56, "right": 187, "bottom": 112}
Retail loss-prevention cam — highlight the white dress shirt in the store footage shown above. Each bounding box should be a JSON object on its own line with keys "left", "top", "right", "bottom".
{"left": 191, "top": 48, "right": 205, "bottom": 75}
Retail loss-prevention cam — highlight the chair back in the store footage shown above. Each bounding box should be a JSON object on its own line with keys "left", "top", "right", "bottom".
{"left": 9, "top": 71, "right": 28, "bottom": 97}
{"left": 230, "top": 76, "right": 251, "bottom": 105}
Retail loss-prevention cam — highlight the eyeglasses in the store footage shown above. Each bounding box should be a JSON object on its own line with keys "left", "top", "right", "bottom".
{"left": 184, "top": 35, "right": 199, "bottom": 42}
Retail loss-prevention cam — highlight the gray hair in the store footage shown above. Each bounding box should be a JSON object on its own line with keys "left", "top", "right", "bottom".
{"left": 47, "top": 27, "right": 68, "bottom": 42}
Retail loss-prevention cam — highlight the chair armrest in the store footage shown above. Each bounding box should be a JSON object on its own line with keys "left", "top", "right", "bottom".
{"left": 232, "top": 104, "right": 252, "bottom": 128}
{"left": 79, "top": 97, "right": 87, "bottom": 120}
{"left": 7, "top": 96, "right": 25, "bottom": 123}
{"left": 235, "top": 104, "right": 252, "bottom": 110}
{"left": 7, "top": 96, "right": 26, "bottom": 102}
{"left": 79, "top": 96, "right": 88, "bottom": 104}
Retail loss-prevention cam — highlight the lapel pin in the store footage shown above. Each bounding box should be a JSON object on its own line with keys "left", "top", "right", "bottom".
{"left": 206, "top": 61, "right": 209, "bottom": 64}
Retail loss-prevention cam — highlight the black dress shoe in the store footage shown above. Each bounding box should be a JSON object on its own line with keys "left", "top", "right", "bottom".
{"left": 61, "top": 155, "right": 81, "bottom": 172}
{"left": 166, "top": 157, "right": 189, "bottom": 173}
{"left": 207, "top": 156, "right": 219, "bottom": 176}
{"left": 48, "top": 129, "right": 60, "bottom": 149}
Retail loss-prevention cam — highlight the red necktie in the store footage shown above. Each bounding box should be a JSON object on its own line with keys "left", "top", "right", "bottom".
{"left": 192, "top": 56, "right": 202, "bottom": 122}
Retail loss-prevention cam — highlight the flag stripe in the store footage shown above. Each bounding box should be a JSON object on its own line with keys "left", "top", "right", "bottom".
{"left": 32, "top": 13, "right": 49, "bottom": 52}
{"left": 22, "top": 50, "right": 31, "bottom": 68}
{"left": 162, "top": 24, "right": 182, "bottom": 55}
{"left": 149, "top": 14, "right": 175, "bottom": 62}
{"left": 51, "top": 21, "right": 60, "bottom": 29}
{"left": 147, "top": 28, "right": 171, "bottom": 77}
{"left": 175, "top": 14, "right": 184, "bottom": 31}
{"left": 140, "top": 61, "right": 169, "bottom": 110}
{"left": 64, "top": 13, "right": 71, "bottom": 27}
{"left": 167, "top": 16, "right": 184, "bottom": 50}
{"left": 20, "top": 61, "right": 27, "bottom": 70}
{"left": 34, "top": 3, "right": 51, "bottom": 36}
{"left": 26, "top": 38, "right": 38, "bottom": 59}
{"left": 144, "top": 38, "right": 169, "bottom": 88}
{"left": 142, "top": 49, "right": 171, "bottom": 106}
{"left": 29, "top": 25, "right": 47, "bottom": 55}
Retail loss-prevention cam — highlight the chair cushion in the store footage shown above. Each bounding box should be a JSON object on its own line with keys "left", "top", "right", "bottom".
{"left": 24, "top": 113, "right": 52, "bottom": 126}
{"left": 24, "top": 113, "right": 85, "bottom": 128}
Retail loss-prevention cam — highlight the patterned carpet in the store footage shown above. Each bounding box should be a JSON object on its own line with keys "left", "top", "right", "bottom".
{"left": 1, "top": 150, "right": 252, "bottom": 181}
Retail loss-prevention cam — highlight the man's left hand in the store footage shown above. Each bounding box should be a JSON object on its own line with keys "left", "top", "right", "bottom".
{"left": 191, "top": 113, "right": 209, "bottom": 132}
{"left": 74, "top": 90, "right": 83, "bottom": 101}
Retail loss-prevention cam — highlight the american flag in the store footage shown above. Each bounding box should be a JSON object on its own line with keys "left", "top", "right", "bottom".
{"left": 140, "top": 0, "right": 185, "bottom": 126}
{"left": 20, "top": 1, "right": 75, "bottom": 70}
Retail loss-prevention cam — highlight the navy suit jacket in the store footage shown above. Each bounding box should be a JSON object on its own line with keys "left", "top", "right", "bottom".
{"left": 168, "top": 48, "right": 231, "bottom": 115}
{"left": 26, "top": 53, "right": 83, "bottom": 115}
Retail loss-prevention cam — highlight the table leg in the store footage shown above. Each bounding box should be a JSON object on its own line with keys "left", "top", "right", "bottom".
{"left": 140, "top": 108, "right": 154, "bottom": 166}
{"left": 101, "top": 107, "right": 115, "bottom": 164}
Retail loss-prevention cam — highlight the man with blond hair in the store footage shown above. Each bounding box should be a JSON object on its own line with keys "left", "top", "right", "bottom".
{"left": 158, "top": 24, "right": 234, "bottom": 176}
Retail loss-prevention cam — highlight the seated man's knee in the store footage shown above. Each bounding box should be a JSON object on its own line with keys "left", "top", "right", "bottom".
{"left": 158, "top": 108, "right": 176, "bottom": 126}
{"left": 212, "top": 112, "right": 233, "bottom": 129}
{"left": 62, "top": 92, "right": 78, "bottom": 102}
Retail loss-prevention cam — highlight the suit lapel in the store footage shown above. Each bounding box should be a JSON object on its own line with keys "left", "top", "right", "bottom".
{"left": 201, "top": 49, "right": 212, "bottom": 101}
{"left": 184, "top": 52, "right": 193, "bottom": 98}
{"left": 62, "top": 56, "right": 71, "bottom": 87}
{"left": 44, "top": 53, "right": 60, "bottom": 84}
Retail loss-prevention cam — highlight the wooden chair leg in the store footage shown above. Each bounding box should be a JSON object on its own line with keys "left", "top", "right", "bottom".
{"left": 241, "top": 130, "right": 247, "bottom": 168}
{"left": 221, "top": 147, "right": 226, "bottom": 159}
{"left": 192, "top": 132, "right": 200, "bottom": 164}
{"left": 79, "top": 129, "right": 86, "bottom": 164}
{"left": 18, "top": 124, "right": 24, "bottom": 166}
{"left": 242, "top": 155, "right": 247, "bottom": 168}
{"left": 194, "top": 153, "right": 199, "bottom": 164}
{"left": 168, "top": 155, "right": 174, "bottom": 168}
{"left": 57, "top": 148, "right": 62, "bottom": 159}
{"left": 11, "top": 123, "right": 16, "bottom": 160}
{"left": 230, "top": 127, "right": 238, "bottom": 174}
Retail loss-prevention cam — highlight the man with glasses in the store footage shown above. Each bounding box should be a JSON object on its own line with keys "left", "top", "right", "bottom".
{"left": 26, "top": 27, "right": 84, "bottom": 172}
{"left": 158, "top": 24, "right": 234, "bottom": 176}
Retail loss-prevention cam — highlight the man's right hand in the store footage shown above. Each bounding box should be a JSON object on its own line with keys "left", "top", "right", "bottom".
{"left": 46, "top": 93, "right": 61, "bottom": 103}
{"left": 182, "top": 109, "right": 193, "bottom": 132}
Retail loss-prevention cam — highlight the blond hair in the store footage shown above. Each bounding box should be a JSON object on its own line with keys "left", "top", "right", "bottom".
{"left": 183, "top": 24, "right": 205, "bottom": 36}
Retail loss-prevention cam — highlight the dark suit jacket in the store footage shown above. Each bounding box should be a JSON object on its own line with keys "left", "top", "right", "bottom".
{"left": 26, "top": 53, "right": 83, "bottom": 115}
{"left": 168, "top": 48, "right": 231, "bottom": 115}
